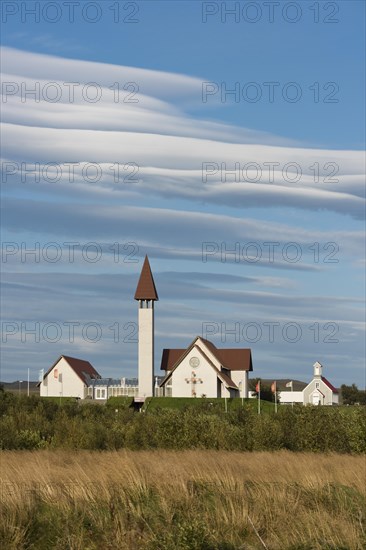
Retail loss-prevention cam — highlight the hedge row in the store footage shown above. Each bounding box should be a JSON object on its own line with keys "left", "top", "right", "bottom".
{"left": 0, "top": 392, "right": 365, "bottom": 452}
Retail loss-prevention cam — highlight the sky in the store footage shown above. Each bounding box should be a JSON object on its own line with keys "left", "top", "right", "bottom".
{"left": 0, "top": 0, "right": 365, "bottom": 388}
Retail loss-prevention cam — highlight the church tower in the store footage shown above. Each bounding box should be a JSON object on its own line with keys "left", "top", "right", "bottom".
{"left": 313, "top": 361, "right": 323, "bottom": 378}
{"left": 134, "top": 256, "right": 158, "bottom": 397}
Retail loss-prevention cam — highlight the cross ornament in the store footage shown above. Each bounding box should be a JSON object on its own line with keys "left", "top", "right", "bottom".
{"left": 185, "top": 371, "right": 203, "bottom": 397}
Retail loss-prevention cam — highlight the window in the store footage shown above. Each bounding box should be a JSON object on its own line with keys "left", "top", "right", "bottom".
{"left": 315, "top": 382, "right": 320, "bottom": 389}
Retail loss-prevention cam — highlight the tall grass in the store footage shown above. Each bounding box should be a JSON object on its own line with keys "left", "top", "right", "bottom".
{"left": 1, "top": 450, "right": 365, "bottom": 549}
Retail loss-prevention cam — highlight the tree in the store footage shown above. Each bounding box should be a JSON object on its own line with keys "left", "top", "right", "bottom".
{"left": 340, "top": 384, "right": 366, "bottom": 405}
{"left": 249, "top": 378, "right": 277, "bottom": 403}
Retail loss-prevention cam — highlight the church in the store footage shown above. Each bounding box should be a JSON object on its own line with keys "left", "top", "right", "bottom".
{"left": 39, "top": 256, "right": 253, "bottom": 400}
{"left": 159, "top": 336, "right": 252, "bottom": 398}
{"left": 135, "top": 256, "right": 253, "bottom": 399}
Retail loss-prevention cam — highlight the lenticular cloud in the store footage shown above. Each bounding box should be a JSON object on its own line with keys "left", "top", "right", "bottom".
{"left": 1, "top": 46, "right": 365, "bottom": 219}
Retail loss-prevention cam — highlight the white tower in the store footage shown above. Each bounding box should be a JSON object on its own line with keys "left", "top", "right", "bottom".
{"left": 313, "top": 361, "right": 323, "bottom": 378}
{"left": 134, "top": 256, "right": 158, "bottom": 398}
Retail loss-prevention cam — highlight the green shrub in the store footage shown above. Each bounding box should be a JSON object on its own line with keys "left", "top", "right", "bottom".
{"left": 0, "top": 391, "right": 364, "bottom": 452}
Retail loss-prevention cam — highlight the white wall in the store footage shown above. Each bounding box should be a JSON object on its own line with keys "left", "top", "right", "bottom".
{"left": 40, "top": 357, "right": 86, "bottom": 398}
{"left": 138, "top": 306, "right": 154, "bottom": 397}
{"left": 303, "top": 379, "right": 335, "bottom": 406}
{"left": 278, "top": 391, "right": 303, "bottom": 404}
{"left": 170, "top": 348, "right": 218, "bottom": 398}
{"left": 230, "top": 370, "right": 248, "bottom": 398}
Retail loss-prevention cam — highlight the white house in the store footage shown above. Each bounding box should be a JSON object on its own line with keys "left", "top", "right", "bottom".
{"left": 159, "top": 336, "right": 253, "bottom": 398}
{"left": 39, "top": 355, "right": 101, "bottom": 399}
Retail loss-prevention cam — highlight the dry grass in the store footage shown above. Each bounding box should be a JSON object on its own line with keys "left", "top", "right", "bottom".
{"left": 1, "top": 450, "right": 365, "bottom": 549}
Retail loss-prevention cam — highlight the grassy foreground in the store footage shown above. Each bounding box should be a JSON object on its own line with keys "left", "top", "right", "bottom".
{"left": 1, "top": 450, "right": 365, "bottom": 549}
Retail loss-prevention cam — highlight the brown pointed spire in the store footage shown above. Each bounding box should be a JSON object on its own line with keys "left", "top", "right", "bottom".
{"left": 134, "top": 255, "right": 159, "bottom": 300}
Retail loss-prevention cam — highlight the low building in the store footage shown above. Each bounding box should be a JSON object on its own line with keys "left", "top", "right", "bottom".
{"left": 278, "top": 390, "right": 304, "bottom": 405}
{"left": 86, "top": 377, "right": 139, "bottom": 400}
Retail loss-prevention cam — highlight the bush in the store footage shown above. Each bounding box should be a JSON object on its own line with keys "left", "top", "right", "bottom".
{"left": 0, "top": 391, "right": 364, "bottom": 453}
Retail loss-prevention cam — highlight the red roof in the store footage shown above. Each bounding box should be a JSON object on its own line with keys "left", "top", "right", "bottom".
{"left": 160, "top": 337, "right": 253, "bottom": 372}
{"left": 134, "top": 256, "right": 159, "bottom": 300}
{"left": 321, "top": 376, "right": 338, "bottom": 394}
{"left": 40, "top": 355, "right": 101, "bottom": 385}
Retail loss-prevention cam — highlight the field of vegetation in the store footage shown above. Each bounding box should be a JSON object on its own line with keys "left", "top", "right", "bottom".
{"left": 1, "top": 449, "right": 365, "bottom": 549}
{"left": 1, "top": 392, "right": 365, "bottom": 548}
{"left": 0, "top": 392, "right": 365, "bottom": 453}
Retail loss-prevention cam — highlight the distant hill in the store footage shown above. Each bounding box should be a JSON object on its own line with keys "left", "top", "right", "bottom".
{"left": 251, "top": 379, "right": 308, "bottom": 391}
{"left": 1, "top": 381, "right": 39, "bottom": 394}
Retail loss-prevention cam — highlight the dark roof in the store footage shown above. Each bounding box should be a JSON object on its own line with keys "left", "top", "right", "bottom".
{"left": 216, "top": 349, "right": 253, "bottom": 371}
{"left": 160, "top": 349, "right": 186, "bottom": 371}
{"left": 134, "top": 255, "right": 158, "bottom": 300}
{"left": 40, "top": 355, "right": 101, "bottom": 386}
{"left": 161, "top": 337, "right": 252, "bottom": 372}
{"left": 321, "top": 376, "right": 339, "bottom": 393}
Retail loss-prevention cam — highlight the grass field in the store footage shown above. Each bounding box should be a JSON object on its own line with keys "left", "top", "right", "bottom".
{"left": 1, "top": 450, "right": 365, "bottom": 549}
{"left": 143, "top": 397, "right": 275, "bottom": 412}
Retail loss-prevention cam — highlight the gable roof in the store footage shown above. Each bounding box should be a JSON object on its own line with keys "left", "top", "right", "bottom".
{"left": 321, "top": 376, "right": 338, "bottom": 393}
{"left": 159, "top": 336, "right": 252, "bottom": 390}
{"left": 160, "top": 348, "right": 186, "bottom": 370}
{"left": 303, "top": 375, "right": 339, "bottom": 394}
{"left": 160, "top": 343, "right": 239, "bottom": 390}
{"left": 134, "top": 255, "right": 159, "bottom": 300}
{"left": 39, "top": 355, "right": 101, "bottom": 386}
{"left": 160, "top": 337, "right": 253, "bottom": 372}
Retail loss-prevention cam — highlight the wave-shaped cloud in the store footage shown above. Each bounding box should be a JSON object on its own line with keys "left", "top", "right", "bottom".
{"left": 1, "top": 47, "right": 364, "bottom": 218}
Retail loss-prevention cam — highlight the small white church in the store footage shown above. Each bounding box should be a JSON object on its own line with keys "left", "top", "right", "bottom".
{"left": 39, "top": 256, "right": 253, "bottom": 400}
{"left": 279, "top": 361, "right": 339, "bottom": 406}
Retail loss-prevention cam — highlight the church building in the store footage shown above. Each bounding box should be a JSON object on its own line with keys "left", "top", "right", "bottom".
{"left": 134, "top": 256, "right": 253, "bottom": 399}
{"left": 159, "top": 336, "right": 252, "bottom": 398}
{"left": 302, "top": 361, "right": 339, "bottom": 405}
{"left": 279, "top": 361, "right": 339, "bottom": 406}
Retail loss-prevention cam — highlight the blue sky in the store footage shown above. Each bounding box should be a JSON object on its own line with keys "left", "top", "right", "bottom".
{"left": 1, "top": 1, "right": 365, "bottom": 387}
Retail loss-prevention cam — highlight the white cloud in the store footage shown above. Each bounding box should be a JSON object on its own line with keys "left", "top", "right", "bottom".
{"left": 1, "top": 47, "right": 364, "bottom": 385}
